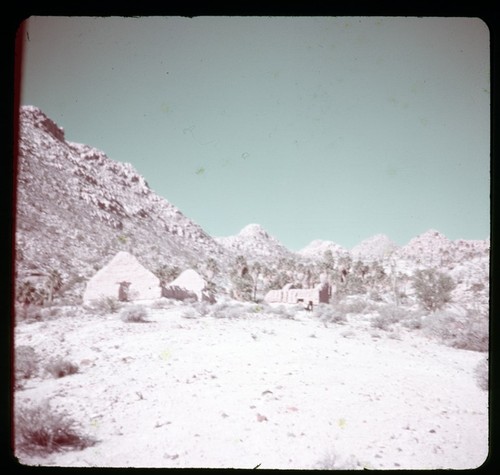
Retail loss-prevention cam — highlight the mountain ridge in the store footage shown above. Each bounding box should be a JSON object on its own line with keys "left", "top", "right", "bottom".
{"left": 16, "top": 105, "right": 228, "bottom": 293}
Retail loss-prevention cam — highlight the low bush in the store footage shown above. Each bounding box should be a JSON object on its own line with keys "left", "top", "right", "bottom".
{"left": 474, "top": 357, "right": 488, "bottom": 391}
{"left": 336, "top": 298, "right": 367, "bottom": 315}
{"left": 151, "top": 299, "right": 173, "bottom": 309}
{"left": 269, "top": 305, "right": 296, "bottom": 320}
{"left": 210, "top": 301, "right": 246, "bottom": 319}
{"left": 368, "top": 290, "right": 383, "bottom": 302}
{"left": 312, "top": 304, "right": 347, "bottom": 324}
{"left": 45, "top": 358, "right": 79, "bottom": 378}
{"left": 181, "top": 308, "right": 199, "bottom": 319}
{"left": 15, "top": 346, "right": 38, "bottom": 386}
{"left": 15, "top": 400, "right": 96, "bottom": 455}
{"left": 192, "top": 300, "right": 212, "bottom": 316}
{"left": 207, "top": 301, "right": 230, "bottom": 318}
{"left": 371, "top": 304, "right": 407, "bottom": 331}
{"left": 401, "top": 314, "right": 424, "bottom": 330}
{"left": 250, "top": 304, "right": 265, "bottom": 314}
{"left": 92, "top": 296, "right": 121, "bottom": 315}
{"left": 422, "top": 309, "right": 488, "bottom": 352}
{"left": 39, "top": 306, "right": 62, "bottom": 320}
{"left": 15, "top": 303, "right": 43, "bottom": 323}
{"left": 412, "top": 268, "right": 456, "bottom": 312}
{"left": 120, "top": 305, "right": 149, "bottom": 323}
{"left": 315, "top": 450, "right": 363, "bottom": 470}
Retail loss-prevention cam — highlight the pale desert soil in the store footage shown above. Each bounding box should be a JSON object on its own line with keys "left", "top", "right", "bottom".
{"left": 14, "top": 305, "right": 488, "bottom": 469}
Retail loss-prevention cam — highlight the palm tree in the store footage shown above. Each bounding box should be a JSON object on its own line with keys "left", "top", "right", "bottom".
{"left": 154, "top": 264, "right": 180, "bottom": 288}
{"left": 250, "top": 262, "right": 262, "bottom": 301}
{"left": 46, "top": 269, "right": 63, "bottom": 304}
{"left": 17, "top": 281, "right": 37, "bottom": 319}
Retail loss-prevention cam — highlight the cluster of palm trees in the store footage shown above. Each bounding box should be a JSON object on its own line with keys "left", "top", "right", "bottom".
{"left": 16, "top": 269, "right": 63, "bottom": 316}
{"left": 229, "top": 251, "right": 395, "bottom": 302}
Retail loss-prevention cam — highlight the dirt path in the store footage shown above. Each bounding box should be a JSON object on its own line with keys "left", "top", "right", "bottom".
{"left": 14, "top": 307, "right": 488, "bottom": 469}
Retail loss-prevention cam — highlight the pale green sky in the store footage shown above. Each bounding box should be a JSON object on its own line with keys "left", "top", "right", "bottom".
{"left": 19, "top": 16, "right": 490, "bottom": 250}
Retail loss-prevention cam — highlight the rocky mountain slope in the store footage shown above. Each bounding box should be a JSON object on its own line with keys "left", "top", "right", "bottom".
{"left": 296, "top": 239, "right": 350, "bottom": 261}
{"left": 351, "top": 234, "right": 398, "bottom": 263}
{"left": 396, "top": 230, "right": 489, "bottom": 268}
{"left": 15, "top": 106, "right": 228, "bottom": 297}
{"left": 215, "top": 224, "right": 292, "bottom": 263}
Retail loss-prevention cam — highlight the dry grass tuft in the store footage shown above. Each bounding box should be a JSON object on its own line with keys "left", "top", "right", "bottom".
{"left": 120, "top": 305, "right": 150, "bottom": 323}
{"left": 45, "top": 357, "right": 79, "bottom": 378}
{"left": 15, "top": 401, "right": 97, "bottom": 455}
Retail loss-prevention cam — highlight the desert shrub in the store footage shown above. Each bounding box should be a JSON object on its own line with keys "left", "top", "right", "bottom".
{"left": 120, "top": 305, "right": 149, "bottom": 323}
{"left": 315, "top": 450, "right": 363, "bottom": 470}
{"left": 451, "top": 310, "right": 489, "bottom": 352}
{"left": 207, "top": 301, "right": 229, "bottom": 318}
{"left": 16, "top": 280, "right": 45, "bottom": 307}
{"left": 250, "top": 304, "right": 265, "bottom": 314}
{"left": 39, "top": 306, "right": 62, "bottom": 320}
{"left": 16, "top": 303, "right": 66, "bottom": 323}
{"left": 312, "top": 304, "right": 346, "bottom": 324}
{"left": 210, "top": 301, "right": 246, "bottom": 319}
{"left": 181, "top": 308, "right": 199, "bottom": 319}
{"left": 154, "top": 264, "right": 180, "bottom": 288}
{"left": 423, "top": 310, "right": 459, "bottom": 341}
{"left": 92, "top": 296, "right": 121, "bottom": 315}
{"left": 57, "top": 305, "right": 88, "bottom": 319}
{"left": 151, "top": 299, "right": 173, "bottom": 309}
{"left": 15, "top": 346, "right": 38, "bottom": 383}
{"left": 15, "top": 401, "right": 96, "bottom": 455}
{"left": 192, "top": 300, "right": 212, "bottom": 316}
{"left": 368, "top": 290, "right": 383, "bottom": 302}
{"left": 15, "top": 302, "right": 43, "bottom": 323}
{"left": 371, "top": 304, "right": 407, "bottom": 331}
{"left": 401, "top": 313, "right": 424, "bottom": 330}
{"left": 336, "top": 298, "right": 367, "bottom": 315}
{"left": 269, "top": 304, "right": 297, "bottom": 320}
{"left": 45, "top": 358, "right": 79, "bottom": 378}
{"left": 56, "top": 295, "right": 83, "bottom": 306}
{"left": 412, "top": 268, "right": 456, "bottom": 312}
{"left": 230, "top": 256, "right": 254, "bottom": 301}
{"left": 230, "top": 274, "right": 254, "bottom": 301}
{"left": 423, "top": 309, "right": 488, "bottom": 352}
{"left": 474, "top": 356, "right": 488, "bottom": 391}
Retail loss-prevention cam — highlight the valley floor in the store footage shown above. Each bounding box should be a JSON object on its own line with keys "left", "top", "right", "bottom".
{"left": 14, "top": 304, "right": 488, "bottom": 469}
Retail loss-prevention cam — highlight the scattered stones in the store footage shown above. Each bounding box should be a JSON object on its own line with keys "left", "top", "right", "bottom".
{"left": 256, "top": 413, "right": 268, "bottom": 422}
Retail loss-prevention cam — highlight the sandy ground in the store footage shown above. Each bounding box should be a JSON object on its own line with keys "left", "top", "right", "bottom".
{"left": 14, "top": 304, "right": 488, "bottom": 469}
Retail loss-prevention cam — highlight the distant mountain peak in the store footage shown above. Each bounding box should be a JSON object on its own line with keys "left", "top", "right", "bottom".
{"left": 239, "top": 223, "right": 269, "bottom": 238}
{"left": 351, "top": 234, "right": 398, "bottom": 261}
{"left": 297, "top": 239, "right": 349, "bottom": 260}
{"left": 417, "top": 229, "right": 449, "bottom": 240}
{"left": 216, "top": 223, "right": 291, "bottom": 262}
{"left": 20, "top": 105, "right": 65, "bottom": 142}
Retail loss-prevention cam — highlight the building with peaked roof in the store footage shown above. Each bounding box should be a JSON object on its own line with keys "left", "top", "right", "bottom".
{"left": 83, "top": 251, "right": 161, "bottom": 302}
{"left": 163, "top": 268, "right": 214, "bottom": 302}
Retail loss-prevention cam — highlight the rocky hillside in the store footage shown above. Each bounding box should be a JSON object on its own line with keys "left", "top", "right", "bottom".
{"left": 297, "top": 231, "right": 489, "bottom": 274}
{"left": 396, "top": 230, "right": 490, "bottom": 268}
{"left": 296, "top": 240, "right": 350, "bottom": 261}
{"left": 215, "top": 224, "right": 292, "bottom": 263}
{"left": 351, "top": 234, "right": 398, "bottom": 263}
{"left": 15, "top": 106, "right": 228, "bottom": 297}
